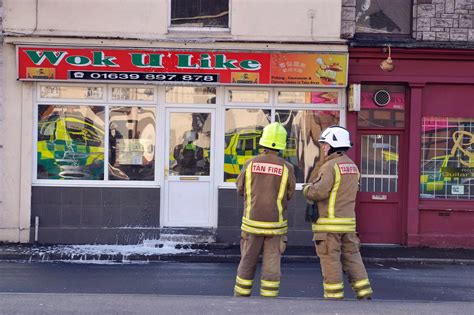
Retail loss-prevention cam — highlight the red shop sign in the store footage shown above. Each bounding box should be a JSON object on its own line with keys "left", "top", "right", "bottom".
{"left": 17, "top": 47, "right": 348, "bottom": 86}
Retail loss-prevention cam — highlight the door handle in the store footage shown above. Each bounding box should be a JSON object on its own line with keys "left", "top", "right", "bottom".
{"left": 164, "top": 167, "right": 169, "bottom": 179}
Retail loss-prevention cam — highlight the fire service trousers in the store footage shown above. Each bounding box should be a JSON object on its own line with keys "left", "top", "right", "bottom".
{"left": 314, "top": 232, "right": 373, "bottom": 299}
{"left": 234, "top": 232, "right": 287, "bottom": 297}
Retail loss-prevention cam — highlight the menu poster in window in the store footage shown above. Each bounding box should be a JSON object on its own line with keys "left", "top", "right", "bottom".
{"left": 116, "top": 139, "right": 151, "bottom": 165}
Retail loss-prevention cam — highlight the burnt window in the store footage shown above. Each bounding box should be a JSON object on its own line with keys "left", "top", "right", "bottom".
{"left": 355, "top": 0, "right": 412, "bottom": 35}
{"left": 171, "top": 0, "right": 229, "bottom": 28}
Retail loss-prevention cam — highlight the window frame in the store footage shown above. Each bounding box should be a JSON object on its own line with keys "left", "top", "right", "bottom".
{"left": 168, "top": 0, "right": 231, "bottom": 32}
{"left": 33, "top": 83, "right": 160, "bottom": 187}
{"left": 33, "top": 84, "right": 347, "bottom": 189}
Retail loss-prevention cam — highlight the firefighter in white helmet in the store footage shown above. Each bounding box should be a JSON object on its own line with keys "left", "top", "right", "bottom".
{"left": 303, "top": 125, "right": 373, "bottom": 300}
{"left": 234, "top": 122, "right": 296, "bottom": 298}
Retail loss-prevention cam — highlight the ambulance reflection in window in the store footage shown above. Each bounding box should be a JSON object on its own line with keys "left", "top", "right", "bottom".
{"left": 173, "top": 130, "right": 209, "bottom": 176}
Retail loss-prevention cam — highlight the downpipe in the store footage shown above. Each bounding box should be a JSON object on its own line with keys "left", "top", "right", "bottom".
{"left": 34, "top": 216, "right": 39, "bottom": 243}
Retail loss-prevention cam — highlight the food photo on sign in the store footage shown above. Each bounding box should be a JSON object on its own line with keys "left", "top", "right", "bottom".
{"left": 270, "top": 53, "right": 347, "bottom": 86}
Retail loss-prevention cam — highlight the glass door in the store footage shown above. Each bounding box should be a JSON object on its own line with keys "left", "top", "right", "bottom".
{"left": 163, "top": 108, "right": 215, "bottom": 227}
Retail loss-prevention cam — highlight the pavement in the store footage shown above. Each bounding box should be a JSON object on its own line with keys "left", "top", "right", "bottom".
{"left": 1, "top": 293, "right": 473, "bottom": 315}
{"left": 1, "top": 242, "right": 474, "bottom": 264}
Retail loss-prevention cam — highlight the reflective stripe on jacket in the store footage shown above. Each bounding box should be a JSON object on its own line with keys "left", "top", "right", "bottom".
{"left": 236, "top": 151, "right": 296, "bottom": 235}
{"left": 304, "top": 152, "right": 359, "bottom": 233}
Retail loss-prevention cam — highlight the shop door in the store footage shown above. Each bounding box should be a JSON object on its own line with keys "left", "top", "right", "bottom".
{"left": 163, "top": 109, "right": 215, "bottom": 227}
{"left": 356, "top": 132, "right": 404, "bottom": 244}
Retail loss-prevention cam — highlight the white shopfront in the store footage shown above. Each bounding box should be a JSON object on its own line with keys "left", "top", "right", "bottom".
{"left": 9, "top": 44, "right": 349, "bottom": 243}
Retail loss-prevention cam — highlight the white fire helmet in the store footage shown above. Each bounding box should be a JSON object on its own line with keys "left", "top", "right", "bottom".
{"left": 318, "top": 125, "right": 352, "bottom": 148}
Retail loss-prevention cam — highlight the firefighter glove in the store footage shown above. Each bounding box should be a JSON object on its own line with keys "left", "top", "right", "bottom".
{"left": 305, "top": 202, "right": 319, "bottom": 223}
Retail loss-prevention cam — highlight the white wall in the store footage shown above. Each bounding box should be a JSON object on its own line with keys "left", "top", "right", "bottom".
{"left": 3, "top": 0, "right": 343, "bottom": 42}
{"left": 0, "top": 42, "right": 32, "bottom": 243}
{"left": 231, "top": 0, "right": 342, "bottom": 41}
{"left": 4, "top": 0, "right": 169, "bottom": 38}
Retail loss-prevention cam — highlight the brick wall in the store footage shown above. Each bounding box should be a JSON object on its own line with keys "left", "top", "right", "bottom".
{"left": 414, "top": 0, "right": 474, "bottom": 41}
{"left": 342, "top": 0, "right": 474, "bottom": 42}
{"left": 341, "top": 0, "right": 356, "bottom": 39}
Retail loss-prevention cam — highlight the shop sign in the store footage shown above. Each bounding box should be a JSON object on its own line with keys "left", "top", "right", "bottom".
{"left": 18, "top": 47, "right": 347, "bottom": 86}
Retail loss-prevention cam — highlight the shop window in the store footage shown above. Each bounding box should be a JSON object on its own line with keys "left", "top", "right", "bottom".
{"left": 358, "top": 85, "right": 405, "bottom": 128}
{"left": 360, "top": 134, "right": 399, "bottom": 192}
{"left": 223, "top": 108, "right": 340, "bottom": 183}
{"left": 40, "top": 86, "right": 103, "bottom": 100}
{"left": 37, "top": 105, "right": 105, "bottom": 180}
{"left": 109, "top": 107, "right": 156, "bottom": 181}
{"left": 224, "top": 108, "right": 271, "bottom": 182}
{"left": 165, "top": 86, "right": 216, "bottom": 104}
{"left": 276, "top": 110, "right": 340, "bottom": 183}
{"left": 111, "top": 87, "right": 154, "bottom": 101}
{"left": 420, "top": 117, "right": 474, "bottom": 200}
{"left": 278, "top": 91, "right": 338, "bottom": 104}
{"left": 228, "top": 90, "right": 270, "bottom": 103}
{"left": 355, "top": 0, "right": 412, "bottom": 35}
{"left": 170, "top": 0, "right": 229, "bottom": 29}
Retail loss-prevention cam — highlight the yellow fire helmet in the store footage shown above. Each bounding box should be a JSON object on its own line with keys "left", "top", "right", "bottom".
{"left": 259, "top": 122, "right": 287, "bottom": 151}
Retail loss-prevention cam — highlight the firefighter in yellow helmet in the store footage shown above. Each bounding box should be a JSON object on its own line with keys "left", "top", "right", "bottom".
{"left": 234, "top": 122, "right": 296, "bottom": 298}
{"left": 303, "top": 125, "right": 373, "bottom": 300}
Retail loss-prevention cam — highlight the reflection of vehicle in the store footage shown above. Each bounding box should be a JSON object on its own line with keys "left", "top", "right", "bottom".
{"left": 420, "top": 154, "right": 473, "bottom": 197}
{"left": 223, "top": 128, "right": 297, "bottom": 182}
{"left": 282, "top": 135, "right": 297, "bottom": 166}
{"left": 37, "top": 115, "right": 104, "bottom": 180}
{"left": 224, "top": 128, "right": 263, "bottom": 182}
{"left": 420, "top": 155, "right": 451, "bottom": 192}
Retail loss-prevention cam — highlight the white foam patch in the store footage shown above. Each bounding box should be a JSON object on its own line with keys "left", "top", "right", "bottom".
{"left": 58, "top": 259, "right": 151, "bottom": 265}
{"left": 19, "top": 240, "right": 202, "bottom": 257}
{"left": 63, "top": 243, "right": 197, "bottom": 256}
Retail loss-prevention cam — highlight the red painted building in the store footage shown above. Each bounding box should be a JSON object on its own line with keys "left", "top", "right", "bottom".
{"left": 347, "top": 47, "right": 474, "bottom": 248}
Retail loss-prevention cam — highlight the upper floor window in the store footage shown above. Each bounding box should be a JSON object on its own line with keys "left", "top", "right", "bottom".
{"left": 355, "top": 0, "right": 411, "bottom": 35}
{"left": 170, "top": 0, "right": 229, "bottom": 29}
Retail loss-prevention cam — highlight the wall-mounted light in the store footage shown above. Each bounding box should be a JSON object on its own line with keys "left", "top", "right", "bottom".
{"left": 380, "top": 45, "right": 394, "bottom": 72}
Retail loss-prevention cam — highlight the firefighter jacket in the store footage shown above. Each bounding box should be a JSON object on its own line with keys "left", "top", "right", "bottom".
{"left": 236, "top": 151, "right": 296, "bottom": 236}
{"left": 304, "top": 152, "right": 359, "bottom": 233}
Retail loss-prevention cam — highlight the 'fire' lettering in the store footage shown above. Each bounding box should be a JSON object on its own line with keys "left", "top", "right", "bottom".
{"left": 252, "top": 163, "right": 283, "bottom": 176}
